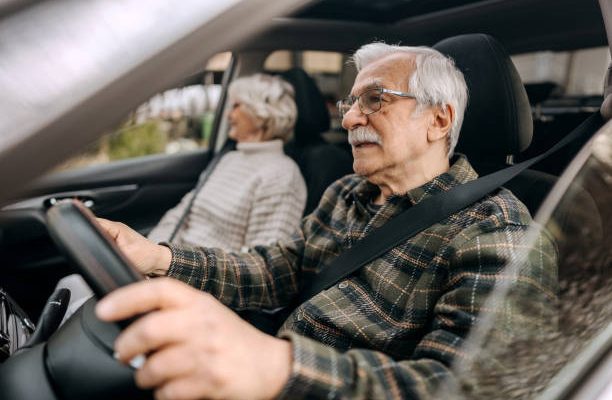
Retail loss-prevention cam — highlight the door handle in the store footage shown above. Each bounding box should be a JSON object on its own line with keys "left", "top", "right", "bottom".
{"left": 45, "top": 196, "right": 94, "bottom": 209}
{"left": 3, "top": 185, "right": 137, "bottom": 213}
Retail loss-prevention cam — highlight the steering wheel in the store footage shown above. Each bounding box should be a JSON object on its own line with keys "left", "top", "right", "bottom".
{"left": 0, "top": 200, "right": 151, "bottom": 400}
{"left": 47, "top": 199, "right": 144, "bottom": 298}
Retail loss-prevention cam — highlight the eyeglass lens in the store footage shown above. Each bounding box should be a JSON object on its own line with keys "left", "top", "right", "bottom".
{"left": 338, "top": 88, "right": 383, "bottom": 117}
{"left": 360, "top": 89, "right": 382, "bottom": 114}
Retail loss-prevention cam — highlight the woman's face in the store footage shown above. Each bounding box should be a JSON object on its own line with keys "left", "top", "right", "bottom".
{"left": 227, "top": 101, "right": 264, "bottom": 143}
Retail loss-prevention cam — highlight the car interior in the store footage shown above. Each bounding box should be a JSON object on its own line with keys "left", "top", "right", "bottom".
{"left": 0, "top": 0, "right": 606, "bottom": 320}
{"left": 1, "top": 0, "right": 611, "bottom": 398}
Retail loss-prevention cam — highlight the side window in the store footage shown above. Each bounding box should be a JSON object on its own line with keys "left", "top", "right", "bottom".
{"left": 512, "top": 47, "right": 609, "bottom": 98}
{"left": 512, "top": 47, "right": 611, "bottom": 174}
{"left": 56, "top": 52, "right": 232, "bottom": 171}
{"left": 264, "top": 50, "right": 355, "bottom": 144}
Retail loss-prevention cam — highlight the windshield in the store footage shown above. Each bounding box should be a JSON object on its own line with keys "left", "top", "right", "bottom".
{"left": 437, "top": 121, "right": 612, "bottom": 399}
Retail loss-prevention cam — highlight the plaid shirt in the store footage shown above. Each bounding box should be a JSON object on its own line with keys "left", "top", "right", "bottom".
{"left": 166, "top": 155, "right": 558, "bottom": 399}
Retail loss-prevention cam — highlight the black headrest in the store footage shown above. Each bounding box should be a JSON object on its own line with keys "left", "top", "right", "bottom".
{"left": 280, "top": 67, "right": 330, "bottom": 146}
{"left": 433, "top": 34, "right": 533, "bottom": 158}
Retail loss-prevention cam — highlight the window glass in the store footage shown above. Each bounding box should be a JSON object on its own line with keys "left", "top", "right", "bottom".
{"left": 264, "top": 50, "right": 292, "bottom": 71}
{"left": 302, "top": 51, "right": 343, "bottom": 74}
{"left": 512, "top": 47, "right": 609, "bottom": 174}
{"left": 512, "top": 47, "right": 610, "bottom": 97}
{"left": 56, "top": 52, "right": 231, "bottom": 171}
{"left": 439, "top": 125, "right": 612, "bottom": 398}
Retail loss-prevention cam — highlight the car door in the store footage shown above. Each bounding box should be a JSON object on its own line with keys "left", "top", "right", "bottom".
{"left": 0, "top": 147, "right": 210, "bottom": 317}
{"left": 0, "top": 52, "right": 239, "bottom": 319}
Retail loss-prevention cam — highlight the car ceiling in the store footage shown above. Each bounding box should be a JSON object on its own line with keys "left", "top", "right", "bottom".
{"left": 243, "top": 0, "right": 606, "bottom": 54}
{"left": 297, "top": 0, "right": 491, "bottom": 23}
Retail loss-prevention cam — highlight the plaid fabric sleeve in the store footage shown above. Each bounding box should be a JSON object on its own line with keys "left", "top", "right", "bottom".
{"left": 276, "top": 224, "right": 558, "bottom": 399}
{"left": 165, "top": 229, "right": 307, "bottom": 310}
{"left": 277, "top": 332, "right": 455, "bottom": 399}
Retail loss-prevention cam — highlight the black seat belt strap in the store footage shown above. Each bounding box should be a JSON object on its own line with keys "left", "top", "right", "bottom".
{"left": 299, "top": 112, "right": 604, "bottom": 302}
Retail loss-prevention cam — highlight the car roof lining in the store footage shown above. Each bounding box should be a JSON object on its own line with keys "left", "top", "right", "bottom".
{"left": 296, "top": 0, "right": 486, "bottom": 24}
{"left": 240, "top": 0, "right": 606, "bottom": 54}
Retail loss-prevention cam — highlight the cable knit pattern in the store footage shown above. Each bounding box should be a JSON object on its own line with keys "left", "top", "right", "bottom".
{"left": 148, "top": 140, "right": 306, "bottom": 252}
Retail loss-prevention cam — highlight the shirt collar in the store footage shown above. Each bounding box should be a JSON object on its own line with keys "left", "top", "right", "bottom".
{"left": 344, "top": 154, "right": 478, "bottom": 207}
{"left": 404, "top": 154, "right": 478, "bottom": 205}
{"left": 236, "top": 139, "right": 284, "bottom": 154}
{"left": 344, "top": 177, "right": 379, "bottom": 206}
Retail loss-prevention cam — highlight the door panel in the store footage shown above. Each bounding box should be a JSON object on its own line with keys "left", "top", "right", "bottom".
{"left": 0, "top": 149, "right": 211, "bottom": 319}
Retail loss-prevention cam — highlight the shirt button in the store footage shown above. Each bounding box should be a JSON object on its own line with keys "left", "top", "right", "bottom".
{"left": 296, "top": 311, "right": 303, "bottom": 321}
{"left": 338, "top": 282, "right": 348, "bottom": 289}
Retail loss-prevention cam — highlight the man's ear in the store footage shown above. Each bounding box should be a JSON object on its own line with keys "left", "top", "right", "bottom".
{"left": 427, "top": 104, "right": 454, "bottom": 143}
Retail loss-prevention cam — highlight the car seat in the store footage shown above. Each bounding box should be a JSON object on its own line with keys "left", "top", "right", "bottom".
{"left": 434, "top": 33, "right": 608, "bottom": 216}
{"left": 433, "top": 34, "right": 558, "bottom": 215}
{"left": 279, "top": 67, "right": 353, "bottom": 216}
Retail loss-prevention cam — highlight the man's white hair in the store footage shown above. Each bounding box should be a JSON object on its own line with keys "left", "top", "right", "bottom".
{"left": 352, "top": 43, "right": 468, "bottom": 157}
{"left": 228, "top": 73, "right": 297, "bottom": 142}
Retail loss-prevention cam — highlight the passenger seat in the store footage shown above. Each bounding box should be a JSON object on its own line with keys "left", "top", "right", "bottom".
{"left": 280, "top": 67, "right": 353, "bottom": 216}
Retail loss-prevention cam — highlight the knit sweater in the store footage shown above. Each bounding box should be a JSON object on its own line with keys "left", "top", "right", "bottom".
{"left": 148, "top": 140, "right": 307, "bottom": 252}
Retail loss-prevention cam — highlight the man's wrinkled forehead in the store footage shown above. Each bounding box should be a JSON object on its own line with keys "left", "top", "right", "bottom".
{"left": 351, "top": 53, "right": 415, "bottom": 95}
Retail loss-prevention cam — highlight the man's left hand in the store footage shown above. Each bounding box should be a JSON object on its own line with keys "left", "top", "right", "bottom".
{"left": 96, "top": 278, "right": 292, "bottom": 400}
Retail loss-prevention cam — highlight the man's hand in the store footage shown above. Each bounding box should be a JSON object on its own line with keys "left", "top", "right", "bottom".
{"left": 97, "top": 218, "right": 172, "bottom": 276}
{"left": 95, "top": 279, "right": 292, "bottom": 400}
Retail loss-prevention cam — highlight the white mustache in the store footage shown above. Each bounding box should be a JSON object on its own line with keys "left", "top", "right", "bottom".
{"left": 348, "top": 127, "right": 382, "bottom": 146}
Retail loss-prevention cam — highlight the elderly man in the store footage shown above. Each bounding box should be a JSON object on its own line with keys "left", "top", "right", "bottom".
{"left": 96, "top": 43, "right": 557, "bottom": 400}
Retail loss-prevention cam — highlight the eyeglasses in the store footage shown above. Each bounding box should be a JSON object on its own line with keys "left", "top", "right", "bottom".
{"left": 336, "top": 87, "right": 416, "bottom": 117}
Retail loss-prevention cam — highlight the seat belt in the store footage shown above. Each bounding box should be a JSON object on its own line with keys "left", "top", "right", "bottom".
{"left": 299, "top": 112, "right": 604, "bottom": 303}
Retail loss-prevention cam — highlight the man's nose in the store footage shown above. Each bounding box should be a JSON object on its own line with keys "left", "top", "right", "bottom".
{"left": 341, "top": 104, "right": 368, "bottom": 131}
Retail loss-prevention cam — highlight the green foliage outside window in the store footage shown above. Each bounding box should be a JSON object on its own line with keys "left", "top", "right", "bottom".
{"left": 107, "top": 121, "right": 167, "bottom": 160}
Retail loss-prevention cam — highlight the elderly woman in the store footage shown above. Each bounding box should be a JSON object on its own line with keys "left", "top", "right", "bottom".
{"left": 147, "top": 73, "right": 307, "bottom": 251}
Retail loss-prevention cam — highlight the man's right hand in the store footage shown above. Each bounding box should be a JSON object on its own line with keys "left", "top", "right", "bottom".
{"left": 97, "top": 218, "right": 172, "bottom": 276}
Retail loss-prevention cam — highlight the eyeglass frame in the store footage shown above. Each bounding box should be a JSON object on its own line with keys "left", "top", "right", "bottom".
{"left": 336, "top": 87, "right": 417, "bottom": 118}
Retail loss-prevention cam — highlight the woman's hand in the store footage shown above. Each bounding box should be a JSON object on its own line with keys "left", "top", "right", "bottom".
{"left": 97, "top": 218, "right": 172, "bottom": 276}
{"left": 96, "top": 278, "right": 292, "bottom": 400}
